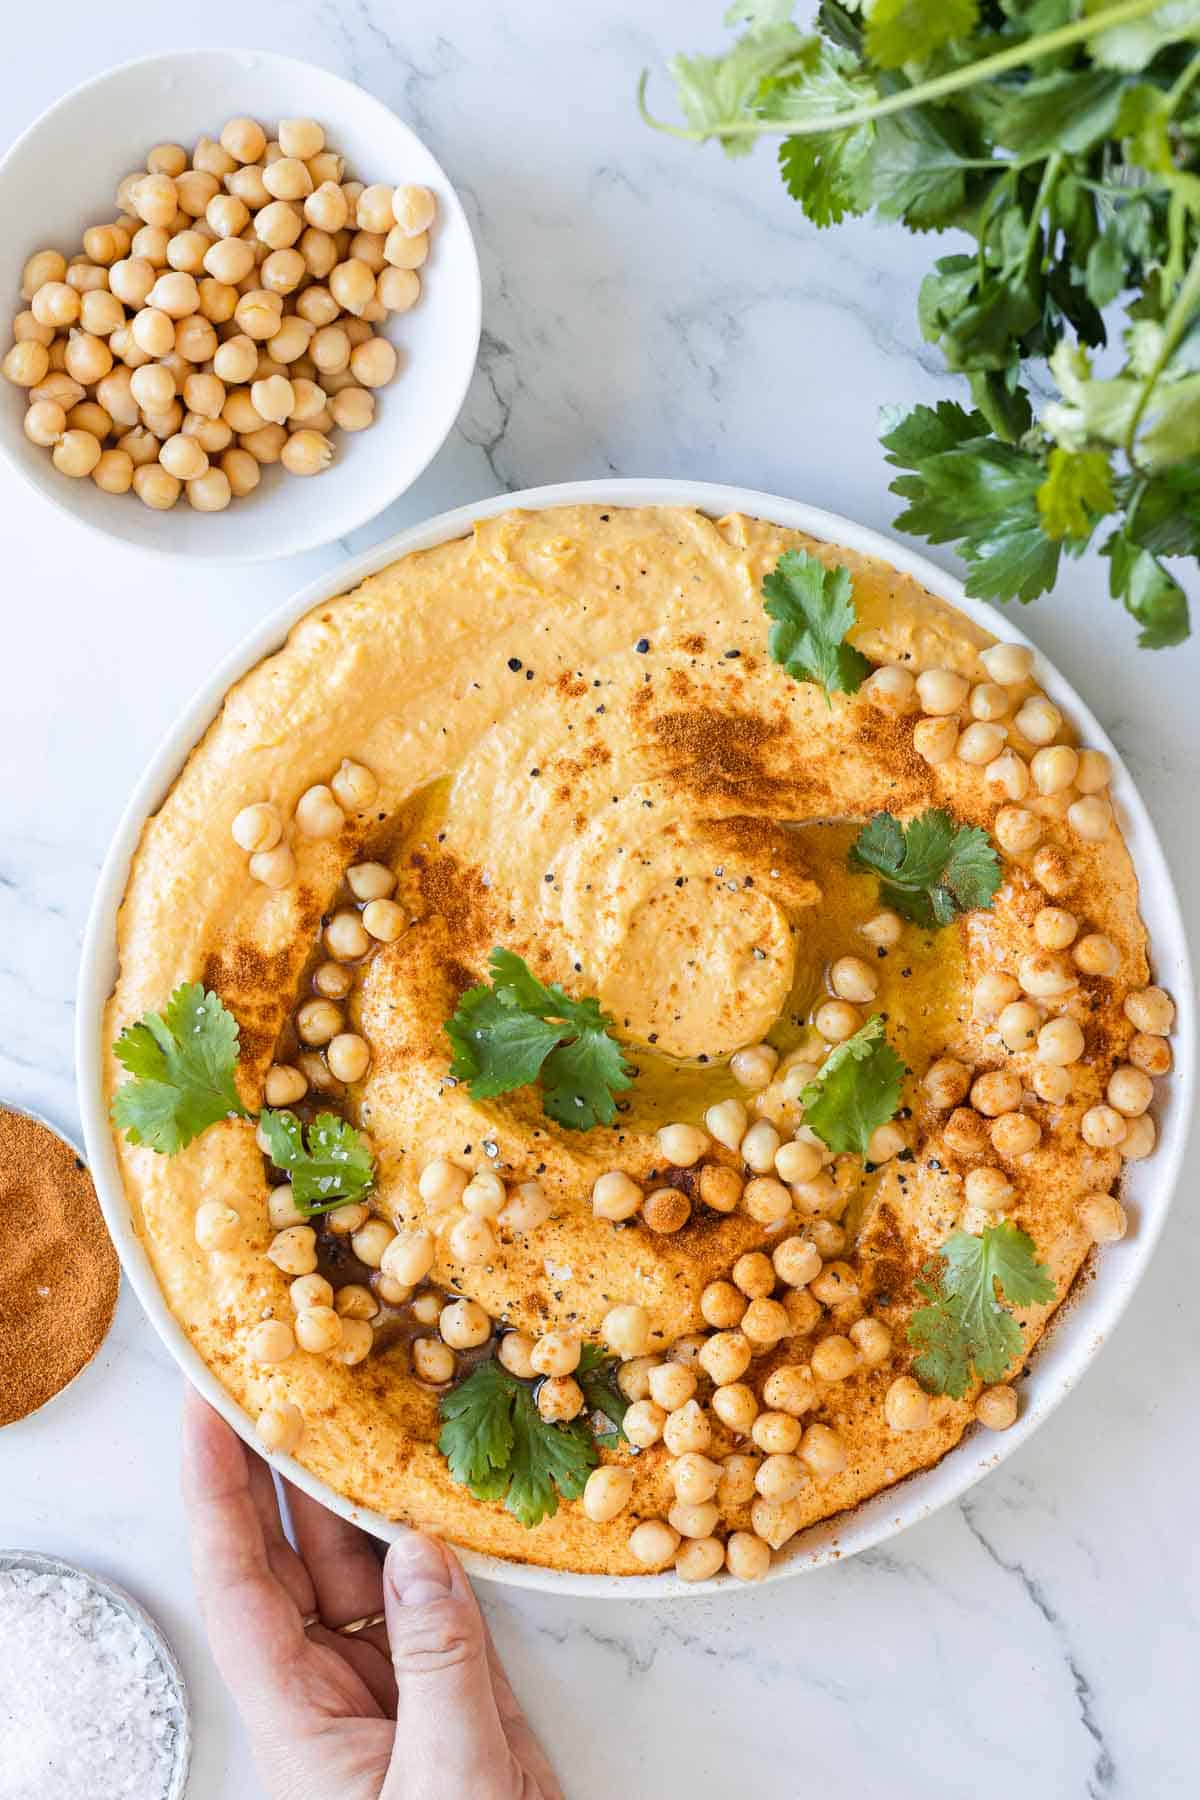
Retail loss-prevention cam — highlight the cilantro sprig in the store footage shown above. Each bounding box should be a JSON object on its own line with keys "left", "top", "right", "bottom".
{"left": 762, "top": 548, "right": 872, "bottom": 702}
{"left": 112, "top": 982, "right": 251, "bottom": 1154}
{"left": 576, "top": 1344, "right": 630, "bottom": 1446}
{"left": 112, "top": 984, "right": 374, "bottom": 1213}
{"left": 643, "top": 2, "right": 1200, "bottom": 647}
{"left": 258, "top": 1110, "right": 375, "bottom": 1215}
{"left": 850, "top": 809, "right": 1002, "bottom": 929}
{"left": 799, "top": 1014, "right": 905, "bottom": 1158}
{"left": 437, "top": 1355, "right": 605, "bottom": 1527}
{"left": 908, "top": 1222, "right": 1056, "bottom": 1398}
{"left": 445, "top": 948, "right": 633, "bottom": 1131}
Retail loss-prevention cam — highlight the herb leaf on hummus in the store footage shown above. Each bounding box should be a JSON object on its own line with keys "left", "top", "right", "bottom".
{"left": 445, "top": 948, "right": 634, "bottom": 1131}
{"left": 799, "top": 1014, "right": 906, "bottom": 1158}
{"left": 850, "top": 808, "right": 1002, "bottom": 928}
{"left": 576, "top": 1343, "right": 630, "bottom": 1446}
{"left": 762, "top": 549, "right": 872, "bottom": 702}
{"left": 438, "top": 1357, "right": 598, "bottom": 1527}
{"left": 258, "top": 1109, "right": 375, "bottom": 1214}
{"left": 111, "top": 983, "right": 250, "bottom": 1155}
{"left": 908, "top": 1222, "right": 1055, "bottom": 1398}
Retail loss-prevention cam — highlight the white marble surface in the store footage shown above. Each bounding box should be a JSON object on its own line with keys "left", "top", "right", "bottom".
{"left": 2, "top": 4, "right": 1198, "bottom": 1797}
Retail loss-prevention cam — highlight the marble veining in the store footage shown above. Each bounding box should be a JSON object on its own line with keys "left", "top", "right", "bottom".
{"left": 2, "top": 3, "right": 1197, "bottom": 1797}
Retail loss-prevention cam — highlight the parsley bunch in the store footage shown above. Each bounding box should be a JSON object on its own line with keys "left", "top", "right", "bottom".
{"left": 112, "top": 982, "right": 374, "bottom": 1214}
{"left": 445, "top": 948, "right": 634, "bottom": 1131}
{"left": 643, "top": 1, "right": 1200, "bottom": 647}
{"left": 908, "top": 1221, "right": 1055, "bottom": 1396}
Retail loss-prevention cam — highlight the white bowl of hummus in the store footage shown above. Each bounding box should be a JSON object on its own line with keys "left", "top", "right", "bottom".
{"left": 77, "top": 479, "right": 1193, "bottom": 1596}
{"left": 0, "top": 50, "right": 481, "bottom": 561}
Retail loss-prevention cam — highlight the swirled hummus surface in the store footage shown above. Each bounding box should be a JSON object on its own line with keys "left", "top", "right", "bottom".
{"left": 105, "top": 504, "right": 1162, "bottom": 1575}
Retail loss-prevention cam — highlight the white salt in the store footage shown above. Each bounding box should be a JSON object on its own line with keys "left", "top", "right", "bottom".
{"left": 0, "top": 1566, "right": 184, "bottom": 1800}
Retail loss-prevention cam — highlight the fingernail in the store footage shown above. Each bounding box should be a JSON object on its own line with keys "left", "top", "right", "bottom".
{"left": 386, "top": 1532, "right": 452, "bottom": 1606}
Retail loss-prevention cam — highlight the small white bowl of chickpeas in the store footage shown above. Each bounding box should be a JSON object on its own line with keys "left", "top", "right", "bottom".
{"left": 0, "top": 49, "right": 481, "bottom": 559}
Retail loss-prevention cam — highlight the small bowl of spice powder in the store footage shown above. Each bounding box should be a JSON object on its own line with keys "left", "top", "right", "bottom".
{"left": 0, "top": 1104, "right": 120, "bottom": 1426}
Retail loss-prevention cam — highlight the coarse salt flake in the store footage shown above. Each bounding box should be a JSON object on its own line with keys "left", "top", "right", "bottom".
{"left": 0, "top": 1566, "right": 185, "bottom": 1800}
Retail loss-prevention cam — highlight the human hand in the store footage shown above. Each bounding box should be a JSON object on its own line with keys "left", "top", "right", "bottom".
{"left": 182, "top": 1386, "right": 563, "bottom": 1800}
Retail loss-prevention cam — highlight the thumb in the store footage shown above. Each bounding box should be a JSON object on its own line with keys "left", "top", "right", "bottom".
{"left": 379, "top": 1531, "right": 513, "bottom": 1800}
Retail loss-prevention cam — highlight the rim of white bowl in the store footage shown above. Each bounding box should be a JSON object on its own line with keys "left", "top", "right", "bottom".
{"left": 76, "top": 478, "right": 1194, "bottom": 1598}
{"left": 0, "top": 48, "right": 482, "bottom": 563}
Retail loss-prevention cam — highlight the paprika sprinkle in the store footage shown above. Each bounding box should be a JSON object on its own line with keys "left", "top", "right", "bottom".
{"left": 0, "top": 1108, "right": 119, "bottom": 1426}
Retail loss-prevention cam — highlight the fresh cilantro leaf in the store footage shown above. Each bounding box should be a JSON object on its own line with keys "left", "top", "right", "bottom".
{"left": 438, "top": 1358, "right": 597, "bottom": 1528}
{"left": 667, "top": 23, "right": 807, "bottom": 157}
{"left": 882, "top": 407, "right": 1062, "bottom": 604}
{"left": 1088, "top": 0, "right": 1200, "bottom": 73}
{"left": 869, "top": 107, "right": 975, "bottom": 230}
{"left": 978, "top": 66, "right": 1130, "bottom": 156}
{"left": 850, "top": 809, "right": 1002, "bottom": 929}
{"left": 1101, "top": 530, "right": 1191, "bottom": 648}
{"left": 762, "top": 549, "right": 872, "bottom": 701}
{"left": 800, "top": 1015, "right": 906, "bottom": 1158}
{"left": 576, "top": 1344, "right": 629, "bottom": 1445}
{"left": 864, "top": 0, "right": 979, "bottom": 71}
{"left": 772, "top": 37, "right": 878, "bottom": 224}
{"left": 445, "top": 948, "right": 633, "bottom": 1131}
{"left": 1036, "top": 447, "right": 1116, "bottom": 541}
{"left": 1126, "top": 465, "right": 1200, "bottom": 557}
{"left": 112, "top": 983, "right": 250, "bottom": 1155}
{"left": 258, "top": 1109, "right": 375, "bottom": 1214}
{"left": 908, "top": 1222, "right": 1055, "bottom": 1397}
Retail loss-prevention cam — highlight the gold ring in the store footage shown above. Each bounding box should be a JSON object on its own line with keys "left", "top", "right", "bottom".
{"left": 301, "top": 1610, "right": 386, "bottom": 1636}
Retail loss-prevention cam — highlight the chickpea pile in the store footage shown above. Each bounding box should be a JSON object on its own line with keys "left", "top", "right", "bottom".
{"left": 5, "top": 116, "right": 436, "bottom": 511}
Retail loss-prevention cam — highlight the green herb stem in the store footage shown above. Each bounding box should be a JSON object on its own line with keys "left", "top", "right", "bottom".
{"left": 1123, "top": 238, "right": 1200, "bottom": 465}
{"left": 638, "top": 0, "right": 1165, "bottom": 143}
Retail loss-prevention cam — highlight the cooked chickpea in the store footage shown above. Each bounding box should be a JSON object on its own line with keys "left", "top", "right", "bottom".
{"left": 743, "top": 1176, "right": 792, "bottom": 1226}
{"left": 335, "top": 1317, "right": 373, "bottom": 1366}
{"left": 377, "top": 266, "right": 421, "bottom": 313}
{"left": 602, "top": 1304, "right": 651, "bottom": 1360}
{"left": 810, "top": 1334, "right": 859, "bottom": 1382}
{"left": 673, "top": 1537, "right": 723, "bottom": 1583}
{"left": 21, "top": 249, "right": 68, "bottom": 298}
{"left": 1074, "top": 749, "right": 1111, "bottom": 794}
{"left": 62, "top": 330, "right": 113, "bottom": 386}
{"left": 410, "top": 1337, "right": 454, "bottom": 1385}
{"left": 280, "top": 429, "right": 334, "bottom": 476}
{"left": 996, "top": 1000, "right": 1041, "bottom": 1054}
{"left": 436, "top": 1298, "right": 489, "bottom": 1352}
{"left": 957, "top": 721, "right": 1008, "bottom": 765}
{"left": 294, "top": 1304, "right": 343, "bottom": 1355}
{"left": 850, "top": 1316, "right": 893, "bottom": 1368}
{"left": 446, "top": 1212, "right": 496, "bottom": 1267}
{"left": 1030, "top": 745, "right": 1079, "bottom": 796}
{"left": 662, "top": 1398, "right": 713, "bottom": 1457}
{"left": 917, "top": 667, "right": 969, "bottom": 715}
{"left": 194, "top": 1200, "right": 240, "bottom": 1250}
{"left": 697, "top": 1331, "right": 752, "bottom": 1387}
{"left": 31, "top": 281, "right": 81, "bottom": 328}
{"left": 324, "top": 1032, "right": 369, "bottom": 1085}
{"left": 1019, "top": 951, "right": 1077, "bottom": 1000}
{"left": 267, "top": 1225, "right": 317, "bottom": 1276}
{"left": 741, "top": 1298, "right": 791, "bottom": 1347}
{"left": 991, "top": 1111, "right": 1041, "bottom": 1157}
{"left": 642, "top": 1187, "right": 691, "bottom": 1234}
{"left": 4, "top": 338, "right": 54, "bottom": 388}
{"left": 1125, "top": 986, "right": 1175, "bottom": 1035}
{"left": 91, "top": 448, "right": 133, "bottom": 494}
{"left": 247, "top": 841, "right": 295, "bottom": 887}
{"left": 984, "top": 749, "right": 1030, "bottom": 803}
{"left": 257, "top": 1401, "right": 304, "bottom": 1455}
{"left": 829, "top": 954, "right": 878, "bottom": 1004}
{"left": 970, "top": 1069, "right": 1023, "bottom": 1117}
{"left": 1078, "top": 1193, "right": 1128, "bottom": 1243}
{"left": 629, "top": 1520, "right": 680, "bottom": 1568}
{"left": 580, "top": 1465, "right": 634, "bottom": 1525}
{"left": 814, "top": 999, "right": 859, "bottom": 1043}
{"left": 858, "top": 655, "right": 913, "bottom": 708}
{"left": 799, "top": 1422, "right": 847, "bottom": 1479}
{"left": 248, "top": 1319, "right": 296, "bottom": 1365}
{"left": 1081, "top": 1104, "right": 1128, "bottom": 1149}
{"left": 345, "top": 335, "right": 395, "bottom": 389}
{"left": 969, "top": 681, "right": 1010, "bottom": 722}
{"left": 749, "top": 1411, "right": 801, "bottom": 1457}
{"left": 911, "top": 715, "right": 957, "bottom": 765}
{"left": 993, "top": 806, "right": 1041, "bottom": 858}
{"left": 623, "top": 1399, "right": 667, "bottom": 1449}
{"left": 722, "top": 1531, "right": 769, "bottom": 1583}
{"left": 922, "top": 1056, "right": 971, "bottom": 1110}
{"left": 230, "top": 801, "right": 281, "bottom": 855}
{"left": 325, "top": 1202, "right": 369, "bottom": 1239}
{"left": 52, "top": 429, "right": 102, "bottom": 477}
{"left": 885, "top": 1375, "right": 930, "bottom": 1432}
{"left": 159, "top": 433, "right": 209, "bottom": 481}
{"left": 528, "top": 1329, "right": 580, "bottom": 1377}
{"left": 1107, "top": 1064, "right": 1153, "bottom": 1118}
{"left": 129, "top": 307, "right": 175, "bottom": 364}
{"left": 976, "top": 1385, "right": 1019, "bottom": 1431}
{"left": 753, "top": 1451, "right": 807, "bottom": 1505}
{"left": 1073, "top": 933, "right": 1120, "bottom": 978}
{"left": 236, "top": 289, "right": 285, "bottom": 339}
{"left": 1120, "top": 1115, "right": 1156, "bottom": 1160}
{"left": 1068, "top": 795, "right": 1114, "bottom": 841}
{"left": 1128, "top": 1031, "right": 1171, "bottom": 1077}
{"left": 978, "top": 642, "right": 1033, "bottom": 686}
{"left": 1013, "top": 694, "right": 1062, "bottom": 746}
{"left": 643, "top": 1363, "right": 693, "bottom": 1416}
{"left": 23, "top": 398, "right": 66, "bottom": 446}
{"left": 700, "top": 1281, "right": 746, "bottom": 1331}
{"left": 130, "top": 363, "right": 176, "bottom": 414}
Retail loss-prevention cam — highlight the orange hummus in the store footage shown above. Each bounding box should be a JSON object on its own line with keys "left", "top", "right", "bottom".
{"left": 104, "top": 505, "right": 1169, "bottom": 1575}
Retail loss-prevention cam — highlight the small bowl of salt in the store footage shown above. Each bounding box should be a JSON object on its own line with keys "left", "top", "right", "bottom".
{"left": 0, "top": 1550, "right": 191, "bottom": 1800}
